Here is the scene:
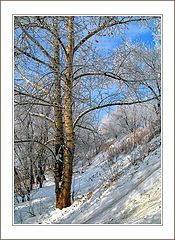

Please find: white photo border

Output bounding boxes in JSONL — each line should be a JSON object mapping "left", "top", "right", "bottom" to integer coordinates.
{"left": 1, "top": 1, "right": 174, "bottom": 239}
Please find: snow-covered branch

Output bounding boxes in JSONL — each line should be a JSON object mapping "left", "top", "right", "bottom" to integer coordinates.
{"left": 15, "top": 66, "right": 48, "bottom": 94}
{"left": 29, "top": 112, "right": 54, "bottom": 124}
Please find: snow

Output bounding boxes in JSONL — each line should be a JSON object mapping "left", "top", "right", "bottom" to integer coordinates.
{"left": 14, "top": 134, "right": 161, "bottom": 224}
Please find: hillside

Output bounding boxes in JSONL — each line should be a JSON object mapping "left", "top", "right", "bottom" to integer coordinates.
{"left": 14, "top": 132, "right": 161, "bottom": 225}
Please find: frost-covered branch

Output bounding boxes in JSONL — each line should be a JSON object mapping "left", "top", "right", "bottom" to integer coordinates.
{"left": 16, "top": 20, "right": 54, "bottom": 63}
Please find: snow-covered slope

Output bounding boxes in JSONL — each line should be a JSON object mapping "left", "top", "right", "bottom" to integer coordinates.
{"left": 14, "top": 134, "right": 161, "bottom": 224}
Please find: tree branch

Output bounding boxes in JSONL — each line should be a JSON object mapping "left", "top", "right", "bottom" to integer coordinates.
{"left": 73, "top": 96, "right": 160, "bottom": 127}
{"left": 14, "top": 46, "right": 53, "bottom": 70}
{"left": 14, "top": 101, "right": 53, "bottom": 107}
{"left": 75, "top": 124, "right": 98, "bottom": 133}
{"left": 16, "top": 21, "right": 54, "bottom": 63}
{"left": 74, "top": 17, "right": 156, "bottom": 52}
{"left": 14, "top": 89, "right": 52, "bottom": 104}
{"left": 29, "top": 112, "right": 54, "bottom": 124}
{"left": 45, "top": 138, "right": 55, "bottom": 144}
{"left": 14, "top": 139, "right": 56, "bottom": 158}
{"left": 44, "top": 20, "right": 67, "bottom": 55}
{"left": 74, "top": 71, "right": 138, "bottom": 83}
{"left": 15, "top": 66, "right": 48, "bottom": 94}
{"left": 142, "top": 81, "right": 160, "bottom": 100}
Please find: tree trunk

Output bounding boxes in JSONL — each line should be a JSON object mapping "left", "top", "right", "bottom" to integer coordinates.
{"left": 56, "top": 16, "right": 75, "bottom": 209}
{"left": 27, "top": 116, "right": 34, "bottom": 191}
{"left": 52, "top": 17, "right": 65, "bottom": 208}
{"left": 29, "top": 158, "right": 34, "bottom": 190}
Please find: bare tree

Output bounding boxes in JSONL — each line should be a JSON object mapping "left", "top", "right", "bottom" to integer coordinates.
{"left": 14, "top": 16, "right": 161, "bottom": 209}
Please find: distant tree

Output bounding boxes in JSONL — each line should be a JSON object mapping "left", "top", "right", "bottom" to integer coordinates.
{"left": 101, "top": 102, "right": 159, "bottom": 140}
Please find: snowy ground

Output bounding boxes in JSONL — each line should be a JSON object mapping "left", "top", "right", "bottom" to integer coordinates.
{"left": 14, "top": 134, "right": 161, "bottom": 224}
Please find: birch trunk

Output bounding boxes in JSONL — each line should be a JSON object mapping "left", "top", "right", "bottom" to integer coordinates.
{"left": 53, "top": 17, "right": 64, "bottom": 208}
{"left": 57, "top": 16, "right": 75, "bottom": 209}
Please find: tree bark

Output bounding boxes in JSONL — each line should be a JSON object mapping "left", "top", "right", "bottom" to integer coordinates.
{"left": 57, "top": 16, "right": 75, "bottom": 209}
{"left": 52, "top": 16, "right": 65, "bottom": 208}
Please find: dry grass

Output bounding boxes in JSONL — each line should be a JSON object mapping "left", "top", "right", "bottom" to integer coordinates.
{"left": 106, "top": 119, "right": 161, "bottom": 160}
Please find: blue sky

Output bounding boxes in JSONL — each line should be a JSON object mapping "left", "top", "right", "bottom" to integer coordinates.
{"left": 96, "top": 21, "right": 155, "bottom": 57}
{"left": 94, "top": 21, "right": 156, "bottom": 122}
